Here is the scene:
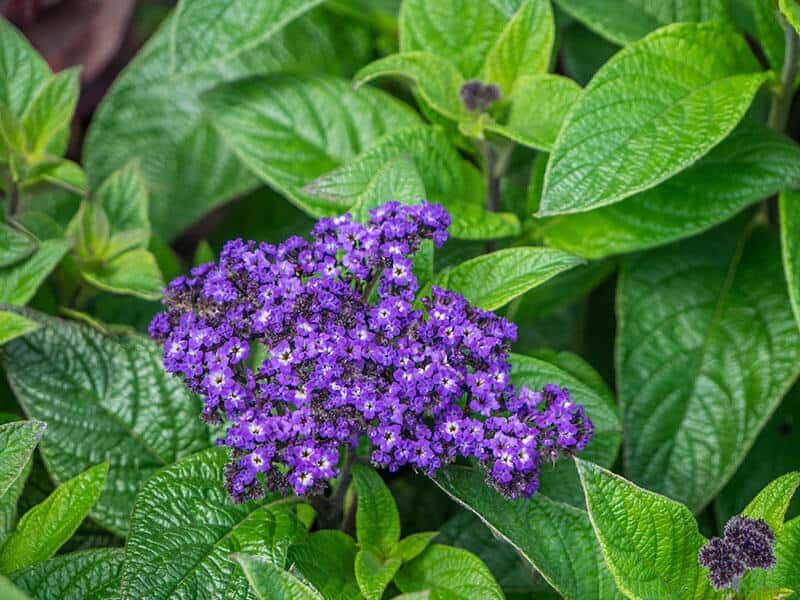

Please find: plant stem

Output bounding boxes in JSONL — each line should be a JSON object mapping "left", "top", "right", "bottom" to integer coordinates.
{"left": 768, "top": 15, "right": 799, "bottom": 132}
{"left": 485, "top": 145, "right": 500, "bottom": 213}
{"left": 313, "top": 447, "right": 354, "bottom": 530}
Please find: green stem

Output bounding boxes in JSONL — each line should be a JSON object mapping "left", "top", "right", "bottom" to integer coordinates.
{"left": 768, "top": 15, "right": 799, "bottom": 131}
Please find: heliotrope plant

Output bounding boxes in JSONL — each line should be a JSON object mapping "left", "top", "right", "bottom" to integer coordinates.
{"left": 149, "top": 201, "right": 593, "bottom": 502}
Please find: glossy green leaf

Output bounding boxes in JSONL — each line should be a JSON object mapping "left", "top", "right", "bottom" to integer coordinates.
{"left": 399, "top": 0, "right": 512, "bottom": 77}
{"left": 754, "top": 0, "right": 785, "bottom": 71}
{"left": 233, "top": 553, "right": 323, "bottom": 600}
{"left": 203, "top": 74, "right": 420, "bottom": 218}
{"left": 781, "top": 191, "right": 800, "bottom": 332}
{"left": 289, "top": 530, "right": 362, "bottom": 600}
{"left": 437, "top": 247, "right": 583, "bottom": 310}
{"left": 0, "top": 311, "right": 38, "bottom": 346}
{"left": 619, "top": 220, "right": 800, "bottom": 512}
{"left": 396, "top": 544, "right": 504, "bottom": 599}
{"left": 393, "top": 532, "right": 439, "bottom": 562}
{"left": 20, "top": 67, "right": 80, "bottom": 156}
{"left": 0, "top": 574, "right": 29, "bottom": 600}
{"left": 434, "top": 465, "right": 620, "bottom": 599}
{"left": 717, "top": 384, "right": 800, "bottom": 528}
{"left": 122, "top": 447, "right": 304, "bottom": 600}
{"left": 352, "top": 464, "right": 401, "bottom": 556}
{"left": 742, "top": 472, "right": 800, "bottom": 536}
{"left": 356, "top": 549, "right": 401, "bottom": 600}
{"left": 741, "top": 515, "right": 800, "bottom": 594}
{"left": 745, "top": 588, "right": 795, "bottom": 600}
{"left": 354, "top": 52, "right": 465, "bottom": 121}
{"left": 0, "top": 20, "right": 51, "bottom": 122}
{"left": 92, "top": 163, "right": 150, "bottom": 258}
{"left": 483, "top": 0, "right": 555, "bottom": 95}
{"left": 10, "top": 548, "right": 123, "bottom": 600}
{"left": 303, "top": 126, "right": 514, "bottom": 240}
{"left": 81, "top": 249, "right": 165, "bottom": 300}
{"left": 0, "top": 224, "right": 35, "bottom": 268}
{"left": 83, "top": 2, "right": 378, "bottom": 240}
{"left": 540, "top": 124, "right": 800, "bottom": 258}
{"left": 540, "top": 23, "right": 765, "bottom": 216}
{"left": 553, "top": 0, "right": 732, "bottom": 44}
{"left": 0, "top": 240, "right": 70, "bottom": 305}
{"left": 487, "top": 74, "right": 581, "bottom": 151}
{"left": 0, "top": 462, "right": 108, "bottom": 573}
{"left": 347, "top": 156, "right": 426, "bottom": 224}
{"left": 0, "top": 420, "right": 45, "bottom": 542}
{"left": 1, "top": 310, "right": 213, "bottom": 534}
{"left": 576, "top": 459, "right": 719, "bottom": 599}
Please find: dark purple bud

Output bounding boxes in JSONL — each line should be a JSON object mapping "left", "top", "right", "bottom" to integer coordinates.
{"left": 698, "top": 538, "right": 746, "bottom": 591}
{"left": 724, "top": 516, "right": 776, "bottom": 570}
{"left": 460, "top": 80, "right": 501, "bottom": 112}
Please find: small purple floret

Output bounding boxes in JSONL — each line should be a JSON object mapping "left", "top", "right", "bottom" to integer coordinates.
{"left": 699, "top": 516, "right": 776, "bottom": 591}
{"left": 149, "top": 201, "right": 593, "bottom": 502}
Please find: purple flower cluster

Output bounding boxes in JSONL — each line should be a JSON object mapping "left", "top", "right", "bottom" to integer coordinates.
{"left": 149, "top": 201, "right": 593, "bottom": 502}
{"left": 698, "top": 516, "right": 776, "bottom": 590}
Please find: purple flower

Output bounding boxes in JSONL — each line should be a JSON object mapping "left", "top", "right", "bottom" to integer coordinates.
{"left": 149, "top": 201, "right": 594, "bottom": 502}
{"left": 698, "top": 516, "right": 776, "bottom": 591}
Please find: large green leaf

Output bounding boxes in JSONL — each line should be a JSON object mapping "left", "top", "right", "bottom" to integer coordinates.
{"left": 354, "top": 550, "right": 400, "bottom": 600}
{"left": 436, "top": 247, "right": 583, "bottom": 310}
{"left": 0, "top": 574, "right": 28, "bottom": 600}
{"left": 0, "top": 240, "right": 70, "bottom": 305}
{"left": 232, "top": 553, "right": 323, "bottom": 600}
{"left": 203, "top": 74, "right": 420, "bottom": 218}
{"left": 10, "top": 548, "right": 123, "bottom": 600}
{"left": 20, "top": 67, "right": 80, "bottom": 157}
{"left": 122, "top": 447, "right": 305, "bottom": 600}
{"left": 88, "top": 163, "right": 150, "bottom": 258}
{"left": 553, "top": 0, "right": 731, "bottom": 45}
{"left": 482, "top": 0, "right": 555, "bottom": 95}
{"left": 716, "top": 384, "right": 800, "bottom": 529}
{"left": 289, "top": 531, "right": 363, "bottom": 600}
{"left": 0, "top": 462, "right": 108, "bottom": 573}
{"left": 399, "top": 0, "right": 514, "bottom": 78}
{"left": 0, "top": 420, "right": 45, "bottom": 542}
{"left": 352, "top": 465, "right": 401, "bottom": 556}
{"left": 0, "top": 19, "right": 50, "bottom": 122}
{"left": 0, "top": 224, "right": 36, "bottom": 268}
{"left": 1, "top": 310, "right": 213, "bottom": 534}
{"left": 0, "top": 311, "right": 38, "bottom": 346}
{"left": 539, "top": 23, "right": 765, "bottom": 216}
{"left": 394, "top": 544, "right": 504, "bottom": 600}
{"left": 433, "top": 466, "right": 621, "bottom": 599}
{"left": 82, "top": 2, "right": 374, "bottom": 240}
{"left": 781, "top": 191, "right": 800, "bottom": 333}
{"left": 303, "top": 126, "right": 515, "bottom": 240}
{"left": 576, "top": 459, "right": 719, "bottom": 599}
{"left": 487, "top": 74, "right": 581, "bottom": 151}
{"left": 741, "top": 472, "right": 800, "bottom": 536}
{"left": 618, "top": 220, "right": 800, "bottom": 512}
{"left": 540, "top": 124, "right": 800, "bottom": 258}
{"left": 80, "top": 249, "right": 165, "bottom": 301}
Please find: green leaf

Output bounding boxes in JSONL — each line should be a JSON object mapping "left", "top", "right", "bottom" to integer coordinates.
{"left": 20, "top": 67, "right": 80, "bottom": 156}
{"left": 754, "top": 0, "right": 785, "bottom": 72}
{"left": 433, "top": 465, "right": 620, "bottom": 599}
{"left": 1, "top": 310, "right": 213, "bottom": 534}
{"left": 0, "top": 462, "right": 108, "bottom": 573}
{"left": 354, "top": 52, "right": 465, "bottom": 121}
{"left": 394, "top": 544, "right": 504, "bottom": 600}
{"left": 232, "top": 553, "right": 323, "bottom": 600}
{"left": 0, "top": 224, "right": 36, "bottom": 268}
{"left": 288, "top": 530, "right": 363, "bottom": 600}
{"left": 746, "top": 588, "right": 795, "bottom": 600}
{"left": 347, "top": 156, "right": 426, "bottom": 224}
{"left": 303, "top": 126, "right": 514, "bottom": 240}
{"left": 122, "top": 447, "right": 305, "bottom": 600}
{"left": 717, "top": 384, "right": 800, "bottom": 529}
{"left": 436, "top": 247, "right": 583, "bottom": 310}
{"left": 399, "top": 0, "right": 512, "bottom": 77}
{"left": 393, "top": 532, "right": 439, "bottom": 562}
{"left": 81, "top": 249, "right": 165, "bottom": 300}
{"left": 781, "top": 0, "right": 800, "bottom": 34}
{"left": 741, "top": 516, "right": 800, "bottom": 594}
{"left": 540, "top": 124, "right": 800, "bottom": 258}
{"left": 203, "top": 74, "right": 420, "bottom": 218}
{"left": 10, "top": 548, "right": 123, "bottom": 600}
{"left": 83, "top": 2, "right": 378, "bottom": 240}
{"left": 539, "top": 23, "right": 766, "bottom": 217}
{"left": 352, "top": 464, "right": 401, "bottom": 556}
{"left": 0, "top": 20, "right": 51, "bottom": 121}
{"left": 0, "top": 420, "right": 45, "bottom": 542}
{"left": 561, "top": 22, "right": 620, "bottom": 86}
{"left": 92, "top": 163, "right": 151, "bottom": 258}
{"left": 575, "top": 459, "right": 718, "bottom": 600}
{"left": 0, "top": 574, "right": 29, "bottom": 600}
{"left": 356, "top": 549, "right": 400, "bottom": 600}
{"left": 487, "top": 74, "right": 581, "bottom": 151}
{"left": 742, "top": 472, "right": 800, "bottom": 536}
{"left": 553, "top": 0, "right": 732, "bottom": 45}
{"left": 482, "top": 0, "right": 555, "bottom": 95}
{"left": 619, "top": 220, "right": 800, "bottom": 512}
{"left": 0, "top": 240, "right": 70, "bottom": 305}
{"left": 193, "top": 240, "right": 215, "bottom": 267}
{"left": 36, "top": 159, "right": 88, "bottom": 196}
{"left": 781, "top": 191, "right": 800, "bottom": 333}
{"left": 0, "top": 311, "right": 38, "bottom": 346}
